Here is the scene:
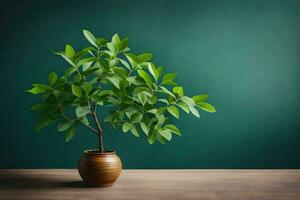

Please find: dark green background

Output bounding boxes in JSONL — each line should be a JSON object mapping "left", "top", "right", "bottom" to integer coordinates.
{"left": 1, "top": 0, "right": 299, "bottom": 169}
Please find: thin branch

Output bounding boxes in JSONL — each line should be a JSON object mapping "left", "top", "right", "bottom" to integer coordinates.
{"left": 79, "top": 121, "right": 98, "bottom": 134}
{"left": 60, "top": 107, "right": 98, "bottom": 134}
{"left": 91, "top": 106, "right": 104, "bottom": 153}
{"left": 91, "top": 103, "right": 103, "bottom": 132}
{"left": 92, "top": 111, "right": 103, "bottom": 133}
{"left": 92, "top": 102, "right": 97, "bottom": 113}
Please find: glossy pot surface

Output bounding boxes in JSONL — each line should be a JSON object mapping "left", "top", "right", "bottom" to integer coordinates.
{"left": 78, "top": 150, "right": 122, "bottom": 187}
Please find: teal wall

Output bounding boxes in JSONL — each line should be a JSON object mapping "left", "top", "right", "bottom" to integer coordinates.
{"left": 1, "top": 0, "right": 300, "bottom": 169}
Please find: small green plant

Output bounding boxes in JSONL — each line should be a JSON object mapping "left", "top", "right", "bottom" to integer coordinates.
{"left": 27, "top": 30, "right": 216, "bottom": 153}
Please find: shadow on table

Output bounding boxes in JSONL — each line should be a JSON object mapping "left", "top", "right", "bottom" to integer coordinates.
{"left": 0, "top": 171, "right": 86, "bottom": 189}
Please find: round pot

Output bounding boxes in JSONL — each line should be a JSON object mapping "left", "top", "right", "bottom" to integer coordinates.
{"left": 78, "top": 150, "right": 122, "bottom": 187}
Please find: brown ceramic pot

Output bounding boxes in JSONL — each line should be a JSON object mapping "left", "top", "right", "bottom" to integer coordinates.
{"left": 78, "top": 150, "right": 122, "bottom": 187}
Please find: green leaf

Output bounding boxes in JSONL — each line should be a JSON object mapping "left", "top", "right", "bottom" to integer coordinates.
{"left": 81, "top": 82, "right": 92, "bottom": 95}
{"left": 137, "top": 92, "right": 148, "bottom": 105}
{"left": 103, "top": 50, "right": 114, "bottom": 57}
{"left": 119, "top": 58, "right": 131, "bottom": 70}
{"left": 54, "top": 51, "right": 76, "bottom": 66}
{"left": 157, "top": 66, "right": 164, "bottom": 78}
{"left": 157, "top": 134, "right": 167, "bottom": 144}
{"left": 161, "top": 80, "right": 177, "bottom": 85}
{"left": 74, "top": 47, "right": 94, "bottom": 61}
{"left": 48, "top": 72, "right": 58, "bottom": 85}
{"left": 148, "top": 95, "right": 157, "bottom": 104}
{"left": 72, "top": 73, "right": 81, "bottom": 83}
{"left": 147, "top": 109, "right": 157, "bottom": 114}
{"left": 64, "top": 66, "right": 77, "bottom": 77}
{"left": 30, "top": 103, "right": 52, "bottom": 111}
{"left": 177, "top": 102, "right": 190, "bottom": 113}
{"left": 65, "top": 127, "right": 76, "bottom": 142}
{"left": 107, "top": 42, "right": 117, "bottom": 55}
{"left": 125, "top": 109, "right": 137, "bottom": 119}
{"left": 181, "top": 96, "right": 195, "bottom": 107}
{"left": 192, "top": 94, "right": 209, "bottom": 103}
{"left": 77, "top": 57, "right": 95, "bottom": 67}
{"left": 83, "top": 29, "right": 98, "bottom": 48}
{"left": 158, "top": 129, "right": 172, "bottom": 141}
{"left": 158, "top": 98, "right": 169, "bottom": 105}
{"left": 76, "top": 106, "right": 91, "bottom": 117}
{"left": 131, "top": 113, "right": 143, "bottom": 123}
{"left": 137, "top": 53, "right": 152, "bottom": 63}
{"left": 108, "top": 57, "right": 118, "bottom": 66}
{"left": 27, "top": 84, "right": 50, "bottom": 95}
{"left": 26, "top": 86, "right": 45, "bottom": 95}
{"left": 159, "top": 86, "right": 176, "bottom": 98}
{"left": 53, "top": 90, "right": 61, "bottom": 98}
{"left": 35, "top": 119, "right": 54, "bottom": 132}
{"left": 57, "top": 120, "right": 74, "bottom": 132}
{"left": 162, "top": 72, "right": 176, "bottom": 83}
{"left": 106, "top": 96, "right": 119, "bottom": 104}
{"left": 196, "top": 102, "right": 216, "bottom": 113}
{"left": 82, "top": 66, "right": 99, "bottom": 76}
{"left": 124, "top": 106, "right": 139, "bottom": 113}
{"left": 133, "top": 86, "right": 149, "bottom": 96}
{"left": 32, "top": 83, "right": 50, "bottom": 90}
{"left": 130, "top": 125, "right": 140, "bottom": 137}
{"left": 137, "top": 70, "right": 153, "bottom": 88}
{"left": 173, "top": 86, "right": 184, "bottom": 97}
{"left": 147, "top": 131, "right": 156, "bottom": 144}
{"left": 148, "top": 63, "right": 158, "bottom": 81}
{"left": 140, "top": 122, "right": 149, "bottom": 135}
{"left": 80, "top": 117, "right": 89, "bottom": 126}
{"left": 156, "top": 107, "right": 166, "bottom": 116}
{"left": 127, "top": 76, "right": 143, "bottom": 86}
{"left": 112, "top": 33, "right": 120, "bottom": 45}
{"left": 113, "top": 67, "right": 129, "bottom": 78}
{"left": 122, "top": 122, "right": 132, "bottom": 133}
{"left": 118, "top": 38, "right": 129, "bottom": 51}
{"left": 35, "top": 112, "right": 56, "bottom": 132}
{"left": 124, "top": 53, "right": 138, "bottom": 67}
{"left": 97, "top": 37, "right": 107, "bottom": 46}
{"left": 106, "top": 76, "right": 120, "bottom": 89}
{"left": 167, "top": 105, "right": 179, "bottom": 119}
{"left": 82, "top": 61, "right": 93, "bottom": 71}
{"left": 98, "top": 90, "right": 114, "bottom": 97}
{"left": 189, "top": 106, "right": 200, "bottom": 118}
{"left": 165, "top": 124, "right": 181, "bottom": 136}
{"left": 65, "top": 44, "right": 75, "bottom": 58}
{"left": 71, "top": 84, "right": 81, "bottom": 97}
{"left": 95, "top": 100, "right": 103, "bottom": 106}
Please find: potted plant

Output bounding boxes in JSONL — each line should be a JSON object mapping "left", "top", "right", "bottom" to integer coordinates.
{"left": 27, "top": 30, "right": 216, "bottom": 187}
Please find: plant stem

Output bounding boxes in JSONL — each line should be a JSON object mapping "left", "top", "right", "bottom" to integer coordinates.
{"left": 60, "top": 107, "right": 98, "bottom": 134}
{"left": 79, "top": 121, "right": 98, "bottom": 134}
{"left": 92, "top": 109, "right": 104, "bottom": 153}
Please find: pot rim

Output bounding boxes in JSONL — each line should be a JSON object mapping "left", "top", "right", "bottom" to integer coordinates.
{"left": 84, "top": 149, "right": 116, "bottom": 155}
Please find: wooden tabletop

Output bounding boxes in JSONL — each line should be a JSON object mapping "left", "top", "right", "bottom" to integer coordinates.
{"left": 0, "top": 170, "right": 299, "bottom": 200}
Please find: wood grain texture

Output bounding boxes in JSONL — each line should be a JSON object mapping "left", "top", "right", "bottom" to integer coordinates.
{"left": 0, "top": 170, "right": 299, "bottom": 200}
{"left": 78, "top": 150, "right": 122, "bottom": 187}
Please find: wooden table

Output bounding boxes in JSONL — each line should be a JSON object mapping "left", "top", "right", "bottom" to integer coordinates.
{"left": 0, "top": 170, "right": 299, "bottom": 200}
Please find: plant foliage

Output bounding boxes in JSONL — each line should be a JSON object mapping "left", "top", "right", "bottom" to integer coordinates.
{"left": 27, "top": 30, "right": 216, "bottom": 145}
